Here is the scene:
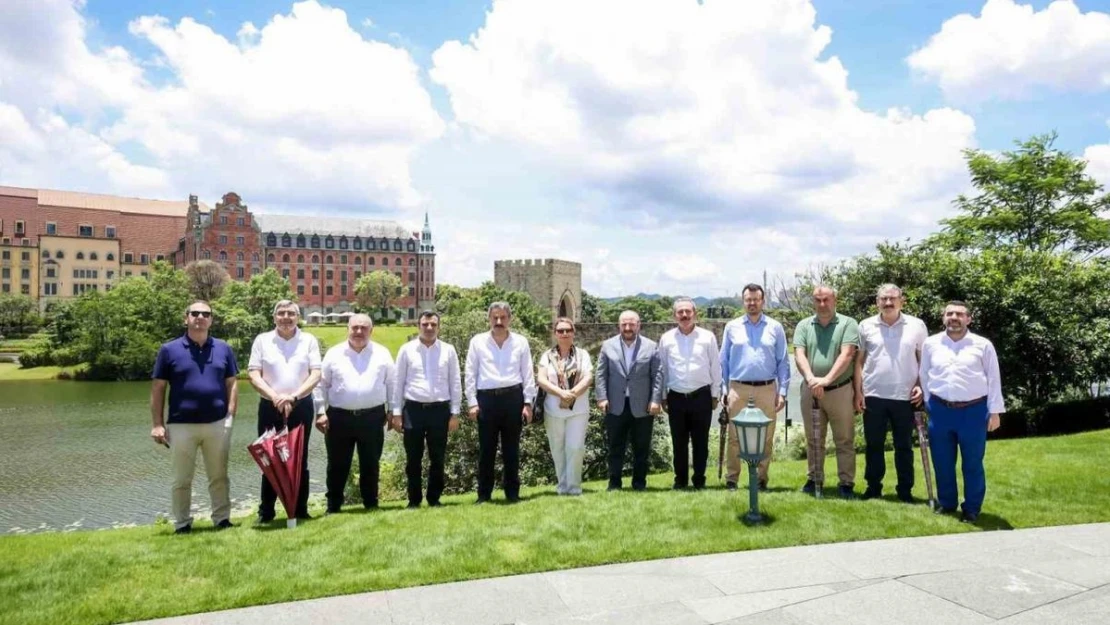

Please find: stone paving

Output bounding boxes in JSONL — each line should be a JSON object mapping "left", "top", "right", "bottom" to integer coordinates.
{"left": 131, "top": 522, "right": 1110, "bottom": 625}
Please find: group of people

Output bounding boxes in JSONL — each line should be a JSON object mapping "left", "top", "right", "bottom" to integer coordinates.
{"left": 149, "top": 282, "right": 1004, "bottom": 533}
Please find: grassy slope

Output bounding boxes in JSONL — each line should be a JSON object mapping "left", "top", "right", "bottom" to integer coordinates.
{"left": 2, "top": 430, "right": 1109, "bottom": 625}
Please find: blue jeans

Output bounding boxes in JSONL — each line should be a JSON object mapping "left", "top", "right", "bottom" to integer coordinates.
{"left": 928, "top": 397, "right": 989, "bottom": 515}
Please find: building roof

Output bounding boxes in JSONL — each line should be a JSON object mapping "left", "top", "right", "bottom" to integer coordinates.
{"left": 0, "top": 185, "right": 208, "bottom": 217}
{"left": 253, "top": 214, "right": 416, "bottom": 239}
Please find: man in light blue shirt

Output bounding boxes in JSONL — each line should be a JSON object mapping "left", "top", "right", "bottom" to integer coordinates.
{"left": 719, "top": 283, "right": 789, "bottom": 491}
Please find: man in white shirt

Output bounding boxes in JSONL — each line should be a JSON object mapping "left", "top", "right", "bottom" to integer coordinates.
{"left": 248, "top": 300, "right": 322, "bottom": 523}
{"left": 854, "top": 284, "right": 929, "bottom": 502}
{"left": 920, "top": 300, "right": 1005, "bottom": 524}
{"left": 658, "top": 297, "right": 722, "bottom": 490}
{"left": 392, "top": 311, "right": 462, "bottom": 508}
{"left": 465, "top": 302, "right": 537, "bottom": 503}
{"left": 313, "top": 313, "right": 395, "bottom": 513}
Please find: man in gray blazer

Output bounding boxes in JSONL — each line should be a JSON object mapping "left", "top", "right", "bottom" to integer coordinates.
{"left": 595, "top": 310, "right": 664, "bottom": 491}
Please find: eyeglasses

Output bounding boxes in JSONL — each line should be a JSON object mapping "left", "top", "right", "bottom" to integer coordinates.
{"left": 188, "top": 311, "right": 212, "bottom": 318}
{"left": 555, "top": 328, "right": 574, "bottom": 335}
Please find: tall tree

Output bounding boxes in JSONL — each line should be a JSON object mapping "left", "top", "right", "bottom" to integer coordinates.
{"left": 354, "top": 270, "right": 403, "bottom": 320}
{"left": 579, "top": 290, "right": 605, "bottom": 323}
{"left": 0, "top": 293, "right": 38, "bottom": 336}
{"left": 184, "top": 260, "right": 231, "bottom": 302}
{"left": 213, "top": 268, "right": 295, "bottom": 355}
{"left": 930, "top": 133, "right": 1110, "bottom": 256}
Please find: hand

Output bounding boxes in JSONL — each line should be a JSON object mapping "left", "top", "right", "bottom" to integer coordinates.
{"left": 775, "top": 394, "right": 785, "bottom": 412}
{"left": 467, "top": 406, "right": 479, "bottom": 421}
{"left": 648, "top": 402, "right": 662, "bottom": 416}
{"left": 854, "top": 392, "right": 865, "bottom": 414}
{"left": 910, "top": 386, "right": 923, "bottom": 407}
{"left": 807, "top": 376, "right": 825, "bottom": 391}
{"left": 559, "top": 389, "right": 576, "bottom": 403}
{"left": 598, "top": 400, "right": 609, "bottom": 413}
{"left": 522, "top": 404, "right": 533, "bottom": 425}
{"left": 390, "top": 415, "right": 403, "bottom": 432}
{"left": 314, "top": 413, "right": 329, "bottom": 434}
{"left": 660, "top": 401, "right": 668, "bottom": 413}
{"left": 811, "top": 385, "right": 825, "bottom": 401}
{"left": 151, "top": 425, "right": 169, "bottom": 447}
{"left": 448, "top": 416, "right": 460, "bottom": 433}
{"left": 987, "top": 413, "right": 1000, "bottom": 432}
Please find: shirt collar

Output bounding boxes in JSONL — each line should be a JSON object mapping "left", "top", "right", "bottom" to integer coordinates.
{"left": 180, "top": 333, "right": 212, "bottom": 349}
{"left": 878, "top": 313, "right": 906, "bottom": 328}
{"left": 417, "top": 339, "right": 440, "bottom": 351}
{"left": 273, "top": 327, "right": 301, "bottom": 344}
{"left": 742, "top": 314, "right": 765, "bottom": 326}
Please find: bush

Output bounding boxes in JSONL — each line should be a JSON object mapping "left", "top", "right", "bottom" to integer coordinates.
{"left": 992, "top": 396, "right": 1110, "bottom": 439}
{"left": 17, "top": 343, "right": 55, "bottom": 368}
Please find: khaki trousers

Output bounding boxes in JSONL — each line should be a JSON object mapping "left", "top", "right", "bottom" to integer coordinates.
{"left": 726, "top": 382, "right": 778, "bottom": 484}
{"left": 168, "top": 417, "right": 232, "bottom": 529}
{"left": 799, "top": 383, "right": 857, "bottom": 486}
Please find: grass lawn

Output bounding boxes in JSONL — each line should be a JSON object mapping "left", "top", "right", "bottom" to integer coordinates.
{"left": 2, "top": 430, "right": 1109, "bottom": 625}
{"left": 0, "top": 362, "right": 86, "bottom": 382}
{"left": 303, "top": 324, "right": 414, "bottom": 357}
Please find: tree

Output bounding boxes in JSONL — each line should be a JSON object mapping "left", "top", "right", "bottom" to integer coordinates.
{"left": 213, "top": 268, "right": 295, "bottom": 357}
{"left": 603, "top": 296, "right": 666, "bottom": 323}
{"left": 579, "top": 290, "right": 605, "bottom": 323}
{"left": 354, "top": 270, "right": 403, "bottom": 320}
{"left": 184, "top": 260, "right": 231, "bottom": 302}
{"left": 0, "top": 293, "right": 38, "bottom": 336}
{"left": 930, "top": 133, "right": 1110, "bottom": 257}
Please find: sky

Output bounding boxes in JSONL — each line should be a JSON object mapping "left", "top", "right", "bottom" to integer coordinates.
{"left": 1, "top": 0, "right": 1108, "bottom": 298}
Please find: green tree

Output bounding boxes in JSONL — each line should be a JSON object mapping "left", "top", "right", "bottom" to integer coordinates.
{"left": 930, "top": 133, "right": 1110, "bottom": 256}
{"left": 0, "top": 293, "right": 39, "bottom": 336}
{"left": 213, "top": 268, "right": 295, "bottom": 357}
{"left": 579, "top": 290, "right": 605, "bottom": 323}
{"left": 603, "top": 296, "right": 665, "bottom": 323}
{"left": 354, "top": 270, "right": 403, "bottom": 320}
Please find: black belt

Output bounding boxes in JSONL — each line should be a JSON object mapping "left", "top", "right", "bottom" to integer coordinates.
{"left": 329, "top": 405, "right": 386, "bottom": 417}
{"left": 934, "top": 395, "right": 986, "bottom": 409}
{"left": 477, "top": 384, "right": 523, "bottom": 397}
{"left": 668, "top": 385, "right": 710, "bottom": 398}
{"left": 405, "top": 399, "right": 450, "bottom": 409}
{"left": 824, "top": 378, "right": 854, "bottom": 392}
{"left": 733, "top": 379, "right": 775, "bottom": 387}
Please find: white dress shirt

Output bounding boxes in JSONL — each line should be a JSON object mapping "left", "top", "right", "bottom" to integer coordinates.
{"left": 920, "top": 331, "right": 1006, "bottom": 414}
{"left": 858, "top": 313, "right": 928, "bottom": 400}
{"left": 393, "top": 338, "right": 462, "bottom": 416}
{"left": 314, "top": 340, "right": 395, "bottom": 413}
{"left": 247, "top": 328, "right": 321, "bottom": 395}
{"left": 464, "top": 331, "right": 537, "bottom": 405}
{"left": 621, "top": 339, "right": 638, "bottom": 396}
{"left": 658, "top": 326, "right": 722, "bottom": 398}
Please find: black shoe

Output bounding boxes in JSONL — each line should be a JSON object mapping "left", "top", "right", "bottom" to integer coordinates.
{"left": 861, "top": 487, "right": 882, "bottom": 500}
{"left": 801, "top": 480, "right": 816, "bottom": 495}
{"left": 215, "top": 519, "right": 236, "bottom": 530}
{"left": 631, "top": 485, "right": 646, "bottom": 492}
{"left": 726, "top": 481, "right": 738, "bottom": 491}
{"left": 364, "top": 502, "right": 379, "bottom": 511}
{"left": 692, "top": 483, "right": 706, "bottom": 491}
{"left": 758, "top": 479, "right": 769, "bottom": 492}
{"left": 174, "top": 524, "right": 192, "bottom": 535}
{"left": 505, "top": 495, "right": 521, "bottom": 503}
{"left": 295, "top": 512, "right": 313, "bottom": 521}
{"left": 672, "top": 484, "right": 688, "bottom": 491}
{"left": 838, "top": 485, "right": 856, "bottom": 500}
{"left": 960, "top": 511, "right": 980, "bottom": 524}
{"left": 428, "top": 501, "right": 443, "bottom": 508}
{"left": 934, "top": 506, "right": 957, "bottom": 515}
{"left": 325, "top": 508, "right": 341, "bottom": 516}
{"left": 475, "top": 496, "right": 491, "bottom": 504}
{"left": 256, "top": 514, "right": 275, "bottom": 524}
{"left": 607, "top": 485, "right": 621, "bottom": 492}
{"left": 897, "top": 492, "right": 915, "bottom": 504}
{"left": 406, "top": 502, "right": 420, "bottom": 509}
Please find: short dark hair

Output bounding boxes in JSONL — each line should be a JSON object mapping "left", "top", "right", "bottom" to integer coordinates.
{"left": 946, "top": 300, "right": 970, "bottom": 311}
{"left": 741, "top": 283, "right": 764, "bottom": 299}
{"left": 418, "top": 310, "right": 440, "bottom": 322}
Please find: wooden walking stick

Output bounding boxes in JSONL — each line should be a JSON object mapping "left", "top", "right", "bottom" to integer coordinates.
{"left": 914, "top": 409, "right": 937, "bottom": 510}
{"left": 717, "top": 399, "right": 728, "bottom": 482}
{"left": 811, "top": 396, "right": 825, "bottom": 499}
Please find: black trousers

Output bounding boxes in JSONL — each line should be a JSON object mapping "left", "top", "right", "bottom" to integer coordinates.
{"left": 325, "top": 405, "right": 386, "bottom": 511}
{"left": 863, "top": 396, "right": 916, "bottom": 495}
{"left": 257, "top": 397, "right": 313, "bottom": 518}
{"left": 606, "top": 399, "right": 654, "bottom": 490}
{"left": 667, "top": 386, "right": 713, "bottom": 488}
{"left": 403, "top": 400, "right": 451, "bottom": 505}
{"left": 476, "top": 385, "right": 525, "bottom": 500}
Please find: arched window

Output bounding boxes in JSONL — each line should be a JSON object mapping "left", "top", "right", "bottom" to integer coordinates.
{"left": 368, "top": 239, "right": 376, "bottom": 250}
{"left": 281, "top": 234, "right": 291, "bottom": 247}
{"left": 56, "top": 250, "right": 64, "bottom": 259}
{"left": 381, "top": 257, "right": 388, "bottom": 266}
{"left": 409, "top": 258, "right": 416, "bottom": 266}
{"left": 252, "top": 253, "right": 260, "bottom": 262}
{"left": 297, "top": 254, "right": 305, "bottom": 263}
{"left": 379, "top": 238, "right": 389, "bottom": 250}
{"left": 353, "top": 237, "right": 362, "bottom": 250}
{"left": 42, "top": 250, "right": 50, "bottom": 258}
{"left": 310, "top": 235, "right": 321, "bottom": 248}
{"left": 394, "top": 257, "right": 402, "bottom": 266}
{"left": 354, "top": 256, "right": 362, "bottom": 265}
{"left": 218, "top": 251, "right": 227, "bottom": 261}
{"left": 296, "top": 234, "right": 306, "bottom": 248}
{"left": 236, "top": 252, "right": 244, "bottom": 261}
{"left": 282, "top": 254, "right": 290, "bottom": 263}
{"left": 325, "top": 255, "right": 333, "bottom": 265}
{"left": 368, "top": 257, "right": 375, "bottom": 266}
{"left": 312, "top": 255, "right": 319, "bottom": 263}
{"left": 76, "top": 252, "right": 85, "bottom": 260}
{"left": 407, "top": 240, "right": 416, "bottom": 251}
{"left": 325, "top": 236, "right": 334, "bottom": 249}
{"left": 339, "top": 237, "right": 348, "bottom": 249}
{"left": 268, "top": 253, "right": 276, "bottom": 263}
{"left": 106, "top": 253, "right": 114, "bottom": 261}
{"left": 393, "top": 239, "right": 402, "bottom": 251}
{"left": 90, "top": 252, "right": 98, "bottom": 261}
{"left": 267, "top": 234, "right": 277, "bottom": 247}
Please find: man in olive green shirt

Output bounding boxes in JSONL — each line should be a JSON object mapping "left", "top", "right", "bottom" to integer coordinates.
{"left": 793, "top": 285, "right": 860, "bottom": 499}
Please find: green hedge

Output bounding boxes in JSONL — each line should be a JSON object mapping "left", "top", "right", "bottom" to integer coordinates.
{"left": 992, "top": 397, "right": 1110, "bottom": 439}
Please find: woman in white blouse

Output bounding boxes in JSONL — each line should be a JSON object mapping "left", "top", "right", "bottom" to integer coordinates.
{"left": 535, "top": 317, "right": 593, "bottom": 495}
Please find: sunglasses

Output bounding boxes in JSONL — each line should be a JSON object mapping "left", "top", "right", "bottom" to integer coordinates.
{"left": 188, "top": 311, "right": 212, "bottom": 318}
{"left": 555, "top": 328, "right": 574, "bottom": 335}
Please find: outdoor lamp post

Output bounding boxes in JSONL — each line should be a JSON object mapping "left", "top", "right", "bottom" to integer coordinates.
{"left": 731, "top": 396, "right": 772, "bottom": 524}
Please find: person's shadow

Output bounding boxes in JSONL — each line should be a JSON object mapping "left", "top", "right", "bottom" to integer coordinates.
{"left": 971, "top": 512, "right": 1014, "bottom": 531}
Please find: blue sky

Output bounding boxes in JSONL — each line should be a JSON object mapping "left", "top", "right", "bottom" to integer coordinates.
{"left": 2, "top": 0, "right": 1108, "bottom": 296}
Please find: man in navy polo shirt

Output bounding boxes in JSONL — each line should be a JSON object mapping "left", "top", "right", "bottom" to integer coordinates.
{"left": 151, "top": 300, "right": 240, "bottom": 534}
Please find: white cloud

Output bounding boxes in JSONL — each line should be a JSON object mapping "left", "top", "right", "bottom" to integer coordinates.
{"left": 908, "top": 0, "right": 1110, "bottom": 102}
{"left": 1086, "top": 143, "right": 1110, "bottom": 191}
{"left": 427, "top": 0, "right": 977, "bottom": 293}
{"left": 0, "top": 0, "right": 443, "bottom": 211}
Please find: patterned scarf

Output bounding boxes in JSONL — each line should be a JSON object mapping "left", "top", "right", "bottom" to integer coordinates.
{"left": 548, "top": 345, "right": 579, "bottom": 391}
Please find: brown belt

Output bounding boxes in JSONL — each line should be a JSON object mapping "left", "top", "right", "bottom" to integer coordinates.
{"left": 823, "top": 378, "right": 853, "bottom": 392}
{"left": 733, "top": 379, "right": 775, "bottom": 387}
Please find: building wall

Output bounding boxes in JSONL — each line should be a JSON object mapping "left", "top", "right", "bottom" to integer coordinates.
{"left": 494, "top": 258, "right": 583, "bottom": 321}
{"left": 193, "top": 193, "right": 263, "bottom": 281}
{"left": 261, "top": 247, "right": 421, "bottom": 316}
{"left": 38, "top": 235, "right": 120, "bottom": 309}
{"left": 0, "top": 242, "right": 38, "bottom": 298}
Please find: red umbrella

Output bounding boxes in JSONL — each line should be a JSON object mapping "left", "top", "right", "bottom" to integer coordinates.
{"left": 280, "top": 425, "right": 305, "bottom": 527}
{"left": 810, "top": 397, "right": 825, "bottom": 499}
{"left": 248, "top": 426, "right": 304, "bottom": 528}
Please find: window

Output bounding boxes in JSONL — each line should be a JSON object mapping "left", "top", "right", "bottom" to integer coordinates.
{"left": 123, "top": 252, "right": 132, "bottom": 263}
{"left": 354, "top": 257, "right": 362, "bottom": 265}
{"left": 309, "top": 235, "right": 320, "bottom": 248}
{"left": 297, "top": 254, "right": 305, "bottom": 263}
{"left": 407, "top": 241, "right": 416, "bottom": 251}
{"left": 339, "top": 237, "right": 348, "bottom": 250}
{"left": 368, "top": 257, "right": 375, "bottom": 266}
{"left": 297, "top": 269, "right": 305, "bottom": 279}
{"left": 72, "top": 269, "right": 79, "bottom": 279}
{"left": 79, "top": 225, "right": 93, "bottom": 237}
{"left": 297, "top": 285, "right": 305, "bottom": 296}
{"left": 141, "top": 271, "right": 148, "bottom": 278}
{"left": 21, "top": 251, "right": 30, "bottom": 261}
{"left": 409, "top": 258, "right": 416, "bottom": 266}
{"left": 42, "top": 250, "right": 50, "bottom": 259}
{"left": 408, "top": 308, "right": 415, "bottom": 320}
{"left": 218, "top": 235, "right": 228, "bottom": 245}
{"left": 252, "top": 267, "right": 260, "bottom": 275}
{"left": 268, "top": 253, "right": 276, "bottom": 263}
{"left": 202, "top": 250, "right": 210, "bottom": 260}
{"left": 106, "top": 271, "right": 114, "bottom": 280}
{"left": 237, "top": 217, "right": 245, "bottom": 226}
{"left": 325, "top": 255, "right": 333, "bottom": 265}
{"left": 267, "top": 234, "right": 277, "bottom": 247}
{"left": 281, "top": 234, "right": 291, "bottom": 247}
{"left": 379, "top": 238, "right": 388, "bottom": 250}
{"left": 236, "top": 252, "right": 244, "bottom": 261}
{"left": 312, "top": 255, "right": 319, "bottom": 264}
{"left": 105, "top": 226, "right": 116, "bottom": 239}
{"left": 381, "top": 257, "right": 388, "bottom": 266}
{"left": 393, "top": 240, "right": 402, "bottom": 251}
{"left": 326, "top": 285, "right": 333, "bottom": 296}
{"left": 325, "top": 270, "right": 333, "bottom": 280}
{"left": 281, "top": 253, "right": 290, "bottom": 263}
{"left": 340, "top": 270, "right": 347, "bottom": 283}
{"left": 236, "top": 236, "right": 244, "bottom": 246}
{"left": 312, "top": 285, "right": 319, "bottom": 295}
{"left": 125, "top": 271, "right": 132, "bottom": 277}
{"left": 1, "top": 284, "right": 7, "bottom": 293}
{"left": 408, "top": 271, "right": 415, "bottom": 282}
{"left": 312, "top": 269, "right": 319, "bottom": 279}
{"left": 252, "top": 253, "right": 259, "bottom": 262}
{"left": 408, "top": 286, "right": 414, "bottom": 297}
{"left": 394, "top": 258, "right": 402, "bottom": 266}
{"left": 341, "top": 285, "right": 347, "bottom": 297}
{"left": 76, "top": 252, "right": 85, "bottom": 260}
{"left": 15, "top": 220, "right": 25, "bottom": 235}
{"left": 20, "top": 284, "right": 29, "bottom": 295}
{"left": 56, "top": 250, "right": 64, "bottom": 259}
{"left": 1, "top": 268, "right": 8, "bottom": 278}
{"left": 218, "top": 251, "right": 227, "bottom": 261}
{"left": 354, "top": 271, "right": 361, "bottom": 281}
{"left": 140, "top": 254, "right": 149, "bottom": 264}
{"left": 46, "top": 222, "right": 57, "bottom": 235}
{"left": 89, "top": 252, "right": 98, "bottom": 261}
{"left": 237, "top": 267, "right": 245, "bottom": 278}
{"left": 156, "top": 255, "right": 165, "bottom": 262}
{"left": 296, "top": 235, "right": 306, "bottom": 248}
{"left": 353, "top": 237, "right": 362, "bottom": 250}
{"left": 368, "top": 239, "right": 376, "bottom": 250}
{"left": 325, "top": 236, "right": 334, "bottom": 249}
{"left": 45, "top": 268, "right": 55, "bottom": 278}
{"left": 106, "top": 253, "right": 114, "bottom": 261}
{"left": 90, "top": 269, "right": 98, "bottom": 279}
{"left": 220, "top": 216, "right": 228, "bottom": 225}
{"left": 340, "top": 254, "right": 347, "bottom": 264}
{"left": 43, "top": 283, "right": 57, "bottom": 296}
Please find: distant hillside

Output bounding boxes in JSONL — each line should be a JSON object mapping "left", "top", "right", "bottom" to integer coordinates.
{"left": 601, "top": 293, "right": 730, "bottom": 307}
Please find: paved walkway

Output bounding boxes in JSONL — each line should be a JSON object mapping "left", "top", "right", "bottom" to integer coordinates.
{"left": 133, "top": 523, "right": 1110, "bottom": 625}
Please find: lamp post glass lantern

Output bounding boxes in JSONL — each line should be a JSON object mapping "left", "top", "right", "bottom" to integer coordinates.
{"left": 731, "top": 396, "right": 772, "bottom": 524}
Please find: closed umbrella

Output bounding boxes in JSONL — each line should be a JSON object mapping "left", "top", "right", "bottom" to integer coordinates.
{"left": 248, "top": 425, "right": 305, "bottom": 528}
{"left": 810, "top": 397, "right": 825, "bottom": 499}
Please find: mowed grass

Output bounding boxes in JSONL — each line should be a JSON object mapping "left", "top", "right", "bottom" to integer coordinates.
{"left": 2, "top": 430, "right": 1109, "bottom": 625}
{"left": 0, "top": 362, "right": 86, "bottom": 382}
{"left": 303, "top": 325, "right": 413, "bottom": 357}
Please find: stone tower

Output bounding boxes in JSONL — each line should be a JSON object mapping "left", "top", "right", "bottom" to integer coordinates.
{"left": 494, "top": 258, "right": 582, "bottom": 321}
